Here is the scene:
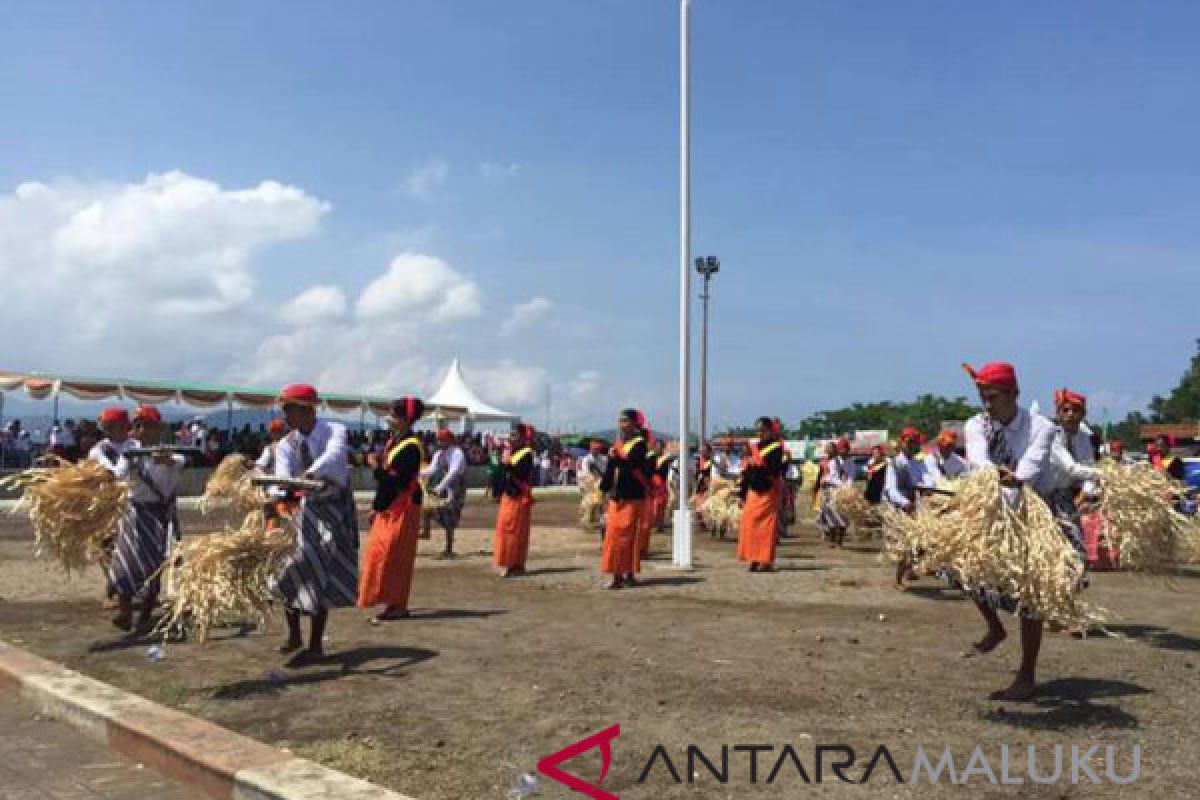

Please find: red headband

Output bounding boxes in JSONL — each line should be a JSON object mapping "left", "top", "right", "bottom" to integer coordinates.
{"left": 268, "top": 418, "right": 286, "bottom": 433}
{"left": 132, "top": 406, "right": 163, "bottom": 424}
{"left": 936, "top": 429, "right": 958, "bottom": 446}
{"left": 1054, "top": 388, "right": 1087, "bottom": 412}
{"left": 835, "top": 437, "right": 851, "bottom": 453}
{"left": 517, "top": 423, "right": 535, "bottom": 441}
{"left": 963, "top": 362, "right": 1018, "bottom": 390}
{"left": 278, "top": 383, "right": 320, "bottom": 407}
{"left": 436, "top": 428, "right": 453, "bottom": 443}
{"left": 98, "top": 407, "right": 129, "bottom": 426}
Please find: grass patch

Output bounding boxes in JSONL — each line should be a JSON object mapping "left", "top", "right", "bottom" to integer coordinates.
{"left": 287, "top": 736, "right": 393, "bottom": 784}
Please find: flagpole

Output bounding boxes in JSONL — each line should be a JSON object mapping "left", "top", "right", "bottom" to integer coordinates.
{"left": 673, "top": 0, "right": 694, "bottom": 569}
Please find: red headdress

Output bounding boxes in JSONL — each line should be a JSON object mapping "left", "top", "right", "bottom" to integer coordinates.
{"left": 391, "top": 396, "right": 425, "bottom": 423}
{"left": 436, "top": 428, "right": 454, "bottom": 444}
{"left": 267, "top": 418, "right": 287, "bottom": 434}
{"left": 132, "top": 406, "right": 163, "bottom": 424}
{"left": 962, "top": 362, "right": 1018, "bottom": 390}
{"left": 278, "top": 383, "right": 320, "bottom": 407}
{"left": 1054, "top": 388, "right": 1087, "bottom": 412}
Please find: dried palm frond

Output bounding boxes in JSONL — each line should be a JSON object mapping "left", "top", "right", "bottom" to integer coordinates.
{"left": 700, "top": 477, "right": 742, "bottom": 538}
{"left": 157, "top": 510, "right": 294, "bottom": 643}
{"left": 1, "top": 458, "right": 128, "bottom": 575}
{"left": 577, "top": 472, "right": 605, "bottom": 528}
{"left": 833, "top": 484, "right": 880, "bottom": 532}
{"left": 420, "top": 480, "right": 447, "bottom": 520}
{"left": 1096, "top": 461, "right": 1200, "bottom": 572}
{"left": 883, "top": 468, "right": 1098, "bottom": 626}
{"left": 201, "top": 455, "right": 265, "bottom": 516}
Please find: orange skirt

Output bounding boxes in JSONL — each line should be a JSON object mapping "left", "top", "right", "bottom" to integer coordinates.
{"left": 601, "top": 499, "right": 641, "bottom": 575}
{"left": 357, "top": 497, "right": 421, "bottom": 609}
{"left": 638, "top": 495, "right": 655, "bottom": 555}
{"left": 493, "top": 493, "right": 533, "bottom": 568}
{"left": 650, "top": 476, "right": 669, "bottom": 528}
{"left": 738, "top": 481, "right": 781, "bottom": 565}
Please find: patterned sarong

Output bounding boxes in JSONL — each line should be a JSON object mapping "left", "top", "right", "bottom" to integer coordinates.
{"left": 109, "top": 501, "right": 171, "bottom": 598}
{"left": 272, "top": 489, "right": 359, "bottom": 615}
{"left": 816, "top": 488, "right": 847, "bottom": 533}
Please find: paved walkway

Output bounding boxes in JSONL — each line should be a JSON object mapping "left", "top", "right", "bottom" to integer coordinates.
{"left": 0, "top": 694, "right": 200, "bottom": 800}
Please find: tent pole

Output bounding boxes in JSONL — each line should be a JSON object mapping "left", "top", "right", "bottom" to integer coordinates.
{"left": 226, "top": 396, "right": 233, "bottom": 433}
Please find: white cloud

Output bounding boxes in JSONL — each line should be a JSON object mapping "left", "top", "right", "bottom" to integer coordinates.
{"left": 279, "top": 285, "right": 347, "bottom": 326}
{"left": 0, "top": 171, "right": 328, "bottom": 374}
{"left": 500, "top": 296, "right": 552, "bottom": 335}
{"left": 480, "top": 162, "right": 521, "bottom": 181}
{"left": 466, "top": 360, "right": 549, "bottom": 407}
{"left": 568, "top": 370, "right": 601, "bottom": 401}
{"left": 356, "top": 253, "right": 482, "bottom": 324}
{"left": 403, "top": 159, "right": 449, "bottom": 199}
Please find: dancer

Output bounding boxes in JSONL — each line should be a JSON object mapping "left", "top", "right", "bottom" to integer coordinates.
{"left": 103, "top": 406, "right": 186, "bottom": 633}
{"left": 89, "top": 407, "right": 138, "bottom": 610}
{"left": 493, "top": 424, "right": 536, "bottom": 577}
{"left": 960, "top": 362, "right": 1084, "bottom": 701}
{"left": 600, "top": 409, "right": 649, "bottom": 588}
{"left": 270, "top": 384, "right": 359, "bottom": 666}
{"left": 737, "top": 417, "right": 786, "bottom": 572}
{"left": 358, "top": 396, "right": 426, "bottom": 623}
{"left": 422, "top": 429, "right": 468, "bottom": 559}
{"left": 253, "top": 418, "right": 288, "bottom": 473}
{"left": 926, "top": 429, "right": 969, "bottom": 485}
{"left": 884, "top": 428, "right": 935, "bottom": 589}
{"left": 817, "top": 437, "right": 855, "bottom": 547}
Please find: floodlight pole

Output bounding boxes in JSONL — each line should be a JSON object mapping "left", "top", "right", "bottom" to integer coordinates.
{"left": 673, "top": 0, "right": 694, "bottom": 569}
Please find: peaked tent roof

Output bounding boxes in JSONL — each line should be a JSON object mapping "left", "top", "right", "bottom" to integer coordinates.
{"left": 428, "top": 359, "right": 520, "bottom": 422}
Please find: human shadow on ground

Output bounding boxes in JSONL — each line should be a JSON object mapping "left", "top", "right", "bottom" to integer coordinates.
{"left": 520, "top": 566, "right": 585, "bottom": 577}
{"left": 1102, "top": 623, "right": 1200, "bottom": 653}
{"left": 903, "top": 586, "right": 967, "bottom": 603}
{"left": 209, "top": 645, "right": 438, "bottom": 699}
{"left": 401, "top": 608, "right": 507, "bottom": 621}
{"left": 634, "top": 576, "right": 704, "bottom": 588}
{"left": 88, "top": 618, "right": 257, "bottom": 652}
{"left": 984, "top": 677, "right": 1149, "bottom": 731}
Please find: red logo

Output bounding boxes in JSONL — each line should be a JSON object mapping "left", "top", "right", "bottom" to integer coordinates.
{"left": 536, "top": 724, "right": 621, "bottom": 799}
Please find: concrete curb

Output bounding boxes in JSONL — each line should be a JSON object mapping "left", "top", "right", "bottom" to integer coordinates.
{"left": 0, "top": 639, "right": 416, "bottom": 800}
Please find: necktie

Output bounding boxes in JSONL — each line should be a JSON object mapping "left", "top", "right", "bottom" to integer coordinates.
{"left": 299, "top": 436, "right": 314, "bottom": 471}
{"left": 986, "top": 419, "right": 1016, "bottom": 469}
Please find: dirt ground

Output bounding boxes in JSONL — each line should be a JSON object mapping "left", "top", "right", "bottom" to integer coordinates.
{"left": 1, "top": 496, "right": 1197, "bottom": 799}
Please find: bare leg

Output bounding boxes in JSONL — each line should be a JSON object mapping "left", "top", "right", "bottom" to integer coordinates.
{"left": 964, "top": 600, "right": 1007, "bottom": 656}
{"left": 113, "top": 596, "right": 134, "bottom": 632}
{"left": 991, "top": 618, "right": 1042, "bottom": 700}
{"left": 443, "top": 525, "right": 455, "bottom": 557}
{"left": 135, "top": 589, "right": 159, "bottom": 633}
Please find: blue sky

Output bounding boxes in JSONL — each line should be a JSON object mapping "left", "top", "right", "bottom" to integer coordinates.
{"left": 1, "top": 1, "right": 1197, "bottom": 431}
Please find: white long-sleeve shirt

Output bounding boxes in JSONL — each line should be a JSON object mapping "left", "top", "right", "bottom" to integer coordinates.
{"left": 823, "top": 455, "right": 856, "bottom": 488}
{"left": 964, "top": 408, "right": 1058, "bottom": 500}
{"left": 925, "top": 448, "right": 969, "bottom": 483}
{"left": 579, "top": 453, "right": 608, "bottom": 481}
{"left": 422, "top": 446, "right": 467, "bottom": 494}
{"left": 89, "top": 438, "right": 138, "bottom": 481}
{"left": 254, "top": 442, "right": 277, "bottom": 473}
{"left": 274, "top": 420, "right": 350, "bottom": 489}
{"left": 884, "top": 452, "right": 936, "bottom": 510}
{"left": 1045, "top": 427, "right": 1101, "bottom": 495}
{"left": 89, "top": 438, "right": 184, "bottom": 503}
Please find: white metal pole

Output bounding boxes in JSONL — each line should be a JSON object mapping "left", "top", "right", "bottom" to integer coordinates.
{"left": 673, "top": 0, "right": 694, "bottom": 569}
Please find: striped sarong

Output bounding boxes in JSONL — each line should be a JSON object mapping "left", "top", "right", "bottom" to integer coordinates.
{"left": 272, "top": 489, "right": 359, "bottom": 615}
{"left": 433, "top": 478, "right": 467, "bottom": 532}
{"left": 109, "top": 502, "right": 171, "bottom": 598}
{"left": 816, "top": 488, "right": 847, "bottom": 533}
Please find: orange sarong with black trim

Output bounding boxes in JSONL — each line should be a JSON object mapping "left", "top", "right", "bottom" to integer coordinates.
{"left": 737, "top": 480, "right": 781, "bottom": 565}
{"left": 602, "top": 499, "right": 641, "bottom": 575}
{"left": 493, "top": 493, "right": 533, "bottom": 568}
{"left": 357, "top": 494, "right": 421, "bottom": 610}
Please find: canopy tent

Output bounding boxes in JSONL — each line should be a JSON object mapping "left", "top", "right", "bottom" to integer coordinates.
{"left": 0, "top": 370, "right": 467, "bottom": 425}
{"left": 427, "top": 359, "right": 520, "bottom": 430}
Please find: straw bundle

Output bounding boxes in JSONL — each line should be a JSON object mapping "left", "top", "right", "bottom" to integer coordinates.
{"left": 832, "top": 484, "right": 879, "bottom": 530}
{"left": 201, "top": 454, "right": 265, "bottom": 516}
{"left": 157, "top": 510, "right": 295, "bottom": 643}
{"left": 1096, "top": 462, "right": 1200, "bottom": 572}
{"left": 700, "top": 477, "right": 742, "bottom": 538}
{"left": 421, "top": 480, "right": 447, "bottom": 520}
{"left": 577, "top": 472, "right": 605, "bottom": 528}
{"left": 1, "top": 458, "right": 128, "bottom": 575}
{"left": 883, "top": 468, "right": 1097, "bottom": 626}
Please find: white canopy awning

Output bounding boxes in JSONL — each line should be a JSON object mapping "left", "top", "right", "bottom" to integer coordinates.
{"left": 428, "top": 359, "right": 520, "bottom": 423}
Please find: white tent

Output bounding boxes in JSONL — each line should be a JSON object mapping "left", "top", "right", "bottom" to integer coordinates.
{"left": 428, "top": 359, "right": 520, "bottom": 430}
